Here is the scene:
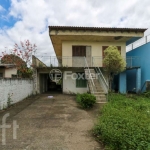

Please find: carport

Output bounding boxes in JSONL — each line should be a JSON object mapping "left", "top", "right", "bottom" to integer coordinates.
{"left": 39, "top": 70, "right": 63, "bottom": 94}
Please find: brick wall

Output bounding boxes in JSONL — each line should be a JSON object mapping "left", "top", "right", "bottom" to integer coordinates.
{"left": 0, "top": 79, "right": 33, "bottom": 110}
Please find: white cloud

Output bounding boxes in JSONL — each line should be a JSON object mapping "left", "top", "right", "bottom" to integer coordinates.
{"left": 0, "top": 5, "right": 5, "bottom": 12}
{"left": 0, "top": 0, "right": 150, "bottom": 62}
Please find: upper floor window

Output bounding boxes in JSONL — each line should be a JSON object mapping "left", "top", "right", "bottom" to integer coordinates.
{"left": 72, "top": 46, "right": 86, "bottom": 57}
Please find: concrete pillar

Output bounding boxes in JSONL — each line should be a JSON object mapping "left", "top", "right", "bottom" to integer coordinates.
{"left": 86, "top": 46, "right": 91, "bottom": 67}
{"left": 136, "top": 68, "right": 141, "bottom": 93}
{"left": 33, "top": 68, "right": 37, "bottom": 95}
{"left": 119, "top": 71, "right": 126, "bottom": 94}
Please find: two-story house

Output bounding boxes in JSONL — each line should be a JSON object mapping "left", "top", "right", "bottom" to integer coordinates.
{"left": 33, "top": 26, "right": 146, "bottom": 102}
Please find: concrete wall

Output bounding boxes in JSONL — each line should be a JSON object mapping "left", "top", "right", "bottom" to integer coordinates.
{"left": 62, "top": 41, "right": 126, "bottom": 67}
{"left": 32, "top": 55, "right": 47, "bottom": 67}
{"left": 0, "top": 79, "right": 33, "bottom": 110}
{"left": 127, "top": 42, "right": 150, "bottom": 92}
{"left": 63, "top": 71, "right": 88, "bottom": 94}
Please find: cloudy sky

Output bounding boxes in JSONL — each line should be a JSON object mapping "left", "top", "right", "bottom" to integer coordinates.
{"left": 0, "top": 0, "right": 150, "bottom": 57}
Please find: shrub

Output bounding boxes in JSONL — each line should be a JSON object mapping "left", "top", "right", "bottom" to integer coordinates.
{"left": 93, "top": 93, "right": 150, "bottom": 150}
{"left": 143, "top": 91, "right": 150, "bottom": 98}
{"left": 76, "top": 93, "right": 81, "bottom": 103}
{"left": 76, "top": 93, "right": 96, "bottom": 108}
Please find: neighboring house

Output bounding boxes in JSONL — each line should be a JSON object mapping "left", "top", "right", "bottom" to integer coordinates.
{"left": 126, "top": 34, "right": 150, "bottom": 93}
{"left": 0, "top": 64, "right": 17, "bottom": 78}
{"left": 33, "top": 26, "right": 146, "bottom": 102}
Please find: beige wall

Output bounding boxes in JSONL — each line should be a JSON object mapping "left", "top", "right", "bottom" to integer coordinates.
{"left": 32, "top": 55, "right": 47, "bottom": 67}
{"left": 62, "top": 41, "right": 126, "bottom": 67}
{"left": 5, "top": 68, "right": 17, "bottom": 78}
{"left": 63, "top": 71, "right": 88, "bottom": 94}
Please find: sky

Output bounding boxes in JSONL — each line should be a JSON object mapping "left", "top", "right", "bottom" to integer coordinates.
{"left": 0, "top": 0, "right": 150, "bottom": 57}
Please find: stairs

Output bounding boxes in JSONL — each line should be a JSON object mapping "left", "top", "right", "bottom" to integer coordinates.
{"left": 84, "top": 69, "right": 107, "bottom": 103}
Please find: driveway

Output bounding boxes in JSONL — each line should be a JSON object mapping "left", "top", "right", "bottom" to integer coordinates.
{"left": 0, "top": 94, "right": 103, "bottom": 150}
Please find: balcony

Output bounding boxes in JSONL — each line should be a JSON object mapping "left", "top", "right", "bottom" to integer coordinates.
{"left": 34, "top": 56, "right": 140, "bottom": 68}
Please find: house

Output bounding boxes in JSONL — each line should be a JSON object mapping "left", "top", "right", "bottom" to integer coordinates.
{"left": 126, "top": 34, "right": 150, "bottom": 93}
{"left": 0, "top": 64, "right": 17, "bottom": 78}
{"left": 33, "top": 26, "right": 146, "bottom": 102}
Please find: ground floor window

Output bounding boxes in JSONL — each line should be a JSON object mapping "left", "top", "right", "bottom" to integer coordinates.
{"left": 76, "top": 72, "right": 87, "bottom": 88}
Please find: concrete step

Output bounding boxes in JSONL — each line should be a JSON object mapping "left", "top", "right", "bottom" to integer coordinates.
{"left": 90, "top": 88, "right": 104, "bottom": 92}
{"left": 96, "top": 100, "right": 107, "bottom": 103}
{"left": 96, "top": 102, "right": 107, "bottom": 104}
{"left": 85, "top": 73, "right": 95, "bottom": 75}
{"left": 84, "top": 69, "right": 95, "bottom": 71}
{"left": 94, "top": 86, "right": 103, "bottom": 89}
{"left": 95, "top": 93, "right": 106, "bottom": 96}
{"left": 96, "top": 98, "right": 107, "bottom": 101}
{"left": 86, "top": 76, "right": 95, "bottom": 78}
{"left": 93, "top": 92, "right": 105, "bottom": 94}
{"left": 96, "top": 99, "right": 106, "bottom": 103}
{"left": 85, "top": 71, "right": 95, "bottom": 74}
{"left": 94, "top": 87, "right": 103, "bottom": 90}
{"left": 95, "top": 95, "right": 106, "bottom": 98}
{"left": 85, "top": 70, "right": 95, "bottom": 72}
{"left": 89, "top": 86, "right": 104, "bottom": 90}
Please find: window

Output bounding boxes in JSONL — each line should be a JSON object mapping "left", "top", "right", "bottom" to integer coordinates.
{"left": 76, "top": 72, "right": 87, "bottom": 88}
{"left": 12, "top": 74, "right": 17, "bottom": 78}
{"left": 72, "top": 46, "right": 86, "bottom": 57}
{"left": 0, "top": 73, "right": 3, "bottom": 78}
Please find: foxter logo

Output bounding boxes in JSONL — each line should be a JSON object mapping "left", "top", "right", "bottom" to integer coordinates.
{"left": 0, "top": 113, "right": 19, "bottom": 145}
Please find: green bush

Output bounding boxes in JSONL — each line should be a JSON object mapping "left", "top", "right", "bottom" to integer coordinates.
{"left": 76, "top": 93, "right": 81, "bottom": 103}
{"left": 93, "top": 93, "right": 150, "bottom": 150}
{"left": 143, "top": 91, "right": 150, "bottom": 98}
{"left": 76, "top": 93, "right": 96, "bottom": 108}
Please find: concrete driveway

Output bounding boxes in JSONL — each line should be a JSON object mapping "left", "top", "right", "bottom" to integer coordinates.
{"left": 0, "top": 94, "right": 103, "bottom": 150}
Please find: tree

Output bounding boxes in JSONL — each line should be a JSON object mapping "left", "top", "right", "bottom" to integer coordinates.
{"left": 103, "top": 46, "right": 126, "bottom": 91}
{"left": 1, "top": 54, "right": 27, "bottom": 68}
{"left": 0, "top": 40, "right": 37, "bottom": 78}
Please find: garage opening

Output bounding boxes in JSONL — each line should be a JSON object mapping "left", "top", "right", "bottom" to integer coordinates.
{"left": 40, "top": 73, "right": 62, "bottom": 94}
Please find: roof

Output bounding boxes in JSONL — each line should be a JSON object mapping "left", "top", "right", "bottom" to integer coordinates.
{"left": 49, "top": 26, "right": 147, "bottom": 32}
{"left": 0, "top": 64, "right": 16, "bottom": 68}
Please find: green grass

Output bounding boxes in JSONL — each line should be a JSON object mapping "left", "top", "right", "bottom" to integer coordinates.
{"left": 93, "top": 93, "right": 150, "bottom": 150}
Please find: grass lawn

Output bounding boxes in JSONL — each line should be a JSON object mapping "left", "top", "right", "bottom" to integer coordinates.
{"left": 93, "top": 93, "right": 150, "bottom": 150}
